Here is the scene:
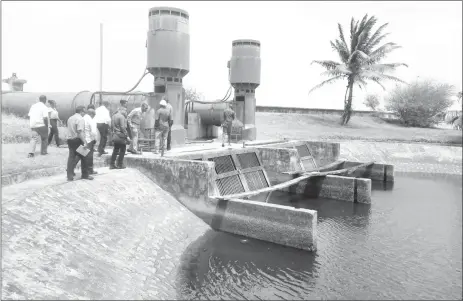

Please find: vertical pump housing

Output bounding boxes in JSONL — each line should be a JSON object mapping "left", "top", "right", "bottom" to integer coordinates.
{"left": 144, "top": 7, "right": 190, "bottom": 146}
{"left": 229, "top": 39, "right": 261, "bottom": 141}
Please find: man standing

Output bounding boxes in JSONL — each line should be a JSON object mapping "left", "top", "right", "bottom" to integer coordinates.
{"left": 94, "top": 100, "right": 111, "bottom": 156}
{"left": 165, "top": 98, "right": 173, "bottom": 151}
{"left": 154, "top": 99, "right": 172, "bottom": 157}
{"left": 47, "top": 99, "right": 61, "bottom": 147}
{"left": 72, "top": 107, "right": 98, "bottom": 175}
{"left": 110, "top": 107, "right": 131, "bottom": 169}
{"left": 222, "top": 102, "right": 236, "bottom": 147}
{"left": 27, "top": 95, "right": 49, "bottom": 158}
{"left": 127, "top": 101, "right": 149, "bottom": 154}
{"left": 66, "top": 106, "right": 93, "bottom": 181}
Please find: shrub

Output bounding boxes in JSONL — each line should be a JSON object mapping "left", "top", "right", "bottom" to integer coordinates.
{"left": 385, "top": 80, "right": 455, "bottom": 127}
{"left": 363, "top": 94, "right": 380, "bottom": 111}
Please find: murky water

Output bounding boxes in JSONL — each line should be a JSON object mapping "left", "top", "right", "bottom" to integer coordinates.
{"left": 177, "top": 173, "right": 462, "bottom": 300}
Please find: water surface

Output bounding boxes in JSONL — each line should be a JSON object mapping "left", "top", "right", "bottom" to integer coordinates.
{"left": 177, "top": 173, "right": 462, "bottom": 300}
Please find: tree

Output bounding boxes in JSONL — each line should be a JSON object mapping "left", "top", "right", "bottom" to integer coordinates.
{"left": 363, "top": 94, "right": 380, "bottom": 111}
{"left": 184, "top": 87, "right": 203, "bottom": 102}
{"left": 385, "top": 80, "right": 454, "bottom": 127}
{"left": 309, "top": 14, "right": 408, "bottom": 125}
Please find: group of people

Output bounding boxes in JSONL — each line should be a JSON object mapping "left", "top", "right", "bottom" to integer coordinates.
{"left": 28, "top": 94, "right": 235, "bottom": 181}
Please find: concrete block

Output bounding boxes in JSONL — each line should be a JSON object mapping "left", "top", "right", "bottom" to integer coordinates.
{"left": 280, "top": 175, "right": 371, "bottom": 203}
{"left": 305, "top": 141, "right": 341, "bottom": 167}
{"left": 342, "top": 161, "right": 395, "bottom": 182}
{"left": 210, "top": 198, "right": 317, "bottom": 251}
{"left": 257, "top": 147, "right": 302, "bottom": 185}
{"left": 170, "top": 128, "right": 186, "bottom": 147}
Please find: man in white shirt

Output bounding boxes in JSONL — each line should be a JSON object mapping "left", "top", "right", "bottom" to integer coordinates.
{"left": 27, "top": 95, "right": 49, "bottom": 158}
{"left": 94, "top": 100, "right": 111, "bottom": 156}
{"left": 71, "top": 107, "right": 98, "bottom": 175}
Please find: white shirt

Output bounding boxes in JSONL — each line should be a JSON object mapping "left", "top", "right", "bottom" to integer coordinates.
{"left": 28, "top": 102, "right": 49, "bottom": 128}
{"left": 83, "top": 114, "right": 97, "bottom": 143}
{"left": 94, "top": 105, "right": 111, "bottom": 125}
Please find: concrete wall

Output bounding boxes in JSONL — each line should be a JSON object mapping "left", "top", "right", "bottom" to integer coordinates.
{"left": 104, "top": 155, "right": 218, "bottom": 224}
{"left": 257, "top": 147, "right": 302, "bottom": 185}
{"left": 260, "top": 140, "right": 340, "bottom": 167}
{"left": 322, "top": 161, "right": 395, "bottom": 182}
{"left": 256, "top": 106, "right": 396, "bottom": 119}
{"left": 211, "top": 198, "right": 317, "bottom": 251}
{"left": 279, "top": 175, "right": 372, "bottom": 204}
{"left": 103, "top": 154, "right": 318, "bottom": 251}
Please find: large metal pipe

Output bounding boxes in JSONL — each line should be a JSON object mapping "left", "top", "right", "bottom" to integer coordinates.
{"left": 1, "top": 91, "right": 146, "bottom": 123}
{"left": 189, "top": 102, "right": 230, "bottom": 126}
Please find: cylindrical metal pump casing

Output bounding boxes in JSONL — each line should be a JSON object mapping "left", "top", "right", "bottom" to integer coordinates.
{"left": 147, "top": 7, "right": 190, "bottom": 77}
{"left": 1, "top": 92, "right": 146, "bottom": 123}
{"left": 189, "top": 102, "right": 230, "bottom": 126}
{"left": 229, "top": 39, "right": 261, "bottom": 87}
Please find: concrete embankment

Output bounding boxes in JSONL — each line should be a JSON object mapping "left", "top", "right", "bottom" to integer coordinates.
{"left": 338, "top": 141, "right": 462, "bottom": 175}
{"left": 2, "top": 168, "right": 211, "bottom": 299}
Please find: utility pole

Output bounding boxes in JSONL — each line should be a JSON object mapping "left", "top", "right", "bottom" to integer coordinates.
{"left": 99, "top": 22, "right": 103, "bottom": 105}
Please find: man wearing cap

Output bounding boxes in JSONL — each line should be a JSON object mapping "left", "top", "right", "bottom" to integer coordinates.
{"left": 94, "top": 100, "right": 111, "bottom": 156}
{"left": 222, "top": 102, "right": 236, "bottom": 147}
{"left": 127, "top": 101, "right": 149, "bottom": 154}
{"left": 27, "top": 95, "right": 49, "bottom": 157}
{"left": 154, "top": 99, "right": 172, "bottom": 156}
{"left": 47, "top": 99, "right": 61, "bottom": 147}
{"left": 164, "top": 97, "right": 174, "bottom": 151}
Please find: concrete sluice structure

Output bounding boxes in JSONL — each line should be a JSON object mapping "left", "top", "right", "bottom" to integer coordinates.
{"left": 99, "top": 140, "right": 395, "bottom": 252}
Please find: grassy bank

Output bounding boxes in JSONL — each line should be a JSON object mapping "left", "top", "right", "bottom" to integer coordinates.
{"left": 256, "top": 112, "right": 462, "bottom": 146}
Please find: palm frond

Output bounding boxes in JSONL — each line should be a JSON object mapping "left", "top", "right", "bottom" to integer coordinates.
{"left": 359, "top": 70, "right": 407, "bottom": 84}
{"left": 367, "top": 43, "right": 402, "bottom": 64}
{"left": 311, "top": 60, "right": 341, "bottom": 70}
{"left": 365, "top": 23, "right": 389, "bottom": 51}
{"left": 348, "top": 49, "right": 370, "bottom": 64}
{"left": 320, "top": 66, "right": 352, "bottom": 77}
{"left": 331, "top": 40, "right": 350, "bottom": 63}
{"left": 309, "top": 75, "right": 344, "bottom": 94}
{"left": 363, "top": 63, "right": 408, "bottom": 73}
{"left": 337, "top": 23, "right": 350, "bottom": 53}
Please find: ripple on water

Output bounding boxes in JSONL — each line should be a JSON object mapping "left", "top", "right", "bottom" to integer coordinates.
{"left": 177, "top": 174, "right": 462, "bottom": 300}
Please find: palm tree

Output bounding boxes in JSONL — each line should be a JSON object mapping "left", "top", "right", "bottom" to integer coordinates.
{"left": 309, "top": 14, "right": 408, "bottom": 125}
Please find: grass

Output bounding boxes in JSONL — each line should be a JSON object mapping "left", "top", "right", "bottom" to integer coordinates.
{"left": 2, "top": 112, "right": 69, "bottom": 144}
{"left": 256, "top": 113, "right": 463, "bottom": 146}
{"left": 2, "top": 111, "right": 461, "bottom": 176}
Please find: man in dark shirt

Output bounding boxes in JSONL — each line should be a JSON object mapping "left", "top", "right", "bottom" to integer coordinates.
{"left": 110, "top": 107, "right": 131, "bottom": 169}
{"left": 154, "top": 99, "right": 172, "bottom": 156}
{"left": 66, "top": 106, "right": 92, "bottom": 181}
{"left": 222, "top": 103, "right": 235, "bottom": 147}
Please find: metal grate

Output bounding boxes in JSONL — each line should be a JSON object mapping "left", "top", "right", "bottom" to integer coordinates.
{"left": 208, "top": 155, "right": 236, "bottom": 174}
{"left": 237, "top": 152, "right": 260, "bottom": 169}
{"left": 295, "top": 144, "right": 311, "bottom": 158}
{"left": 216, "top": 175, "right": 245, "bottom": 196}
{"left": 243, "top": 170, "right": 268, "bottom": 191}
{"left": 301, "top": 158, "right": 316, "bottom": 171}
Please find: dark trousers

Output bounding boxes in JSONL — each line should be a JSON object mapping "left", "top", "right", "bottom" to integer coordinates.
{"left": 167, "top": 125, "right": 172, "bottom": 150}
{"left": 74, "top": 140, "right": 96, "bottom": 173}
{"left": 48, "top": 119, "right": 60, "bottom": 146}
{"left": 67, "top": 138, "right": 89, "bottom": 179}
{"left": 97, "top": 123, "right": 109, "bottom": 154}
{"left": 110, "top": 141, "right": 127, "bottom": 167}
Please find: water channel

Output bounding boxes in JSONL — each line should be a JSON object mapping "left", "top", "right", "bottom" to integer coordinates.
{"left": 177, "top": 173, "right": 462, "bottom": 300}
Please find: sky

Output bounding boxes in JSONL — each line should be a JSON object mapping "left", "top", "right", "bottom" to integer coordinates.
{"left": 2, "top": 1, "right": 462, "bottom": 110}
